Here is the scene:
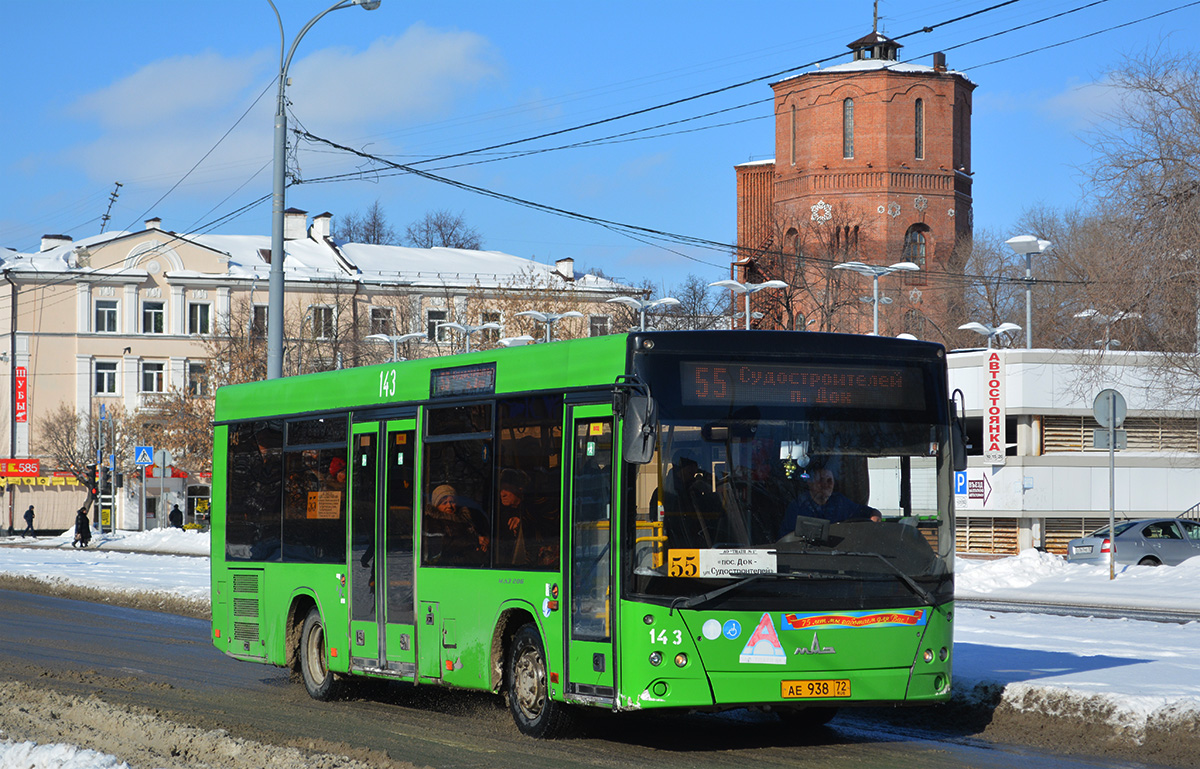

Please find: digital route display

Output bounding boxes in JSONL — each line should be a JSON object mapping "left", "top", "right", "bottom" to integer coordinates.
{"left": 680, "top": 361, "right": 924, "bottom": 410}
{"left": 431, "top": 362, "right": 497, "bottom": 398}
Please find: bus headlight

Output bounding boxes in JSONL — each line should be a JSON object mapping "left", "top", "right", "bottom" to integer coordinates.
{"left": 649, "top": 651, "right": 663, "bottom": 666}
{"left": 674, "top": 653, "right": 688, "bottom": 668}
{"left": 923, "top": 648, "right": 934, "bottom": 663}
{"left": 939, "top": 647, "right": 949, "bottom": 662}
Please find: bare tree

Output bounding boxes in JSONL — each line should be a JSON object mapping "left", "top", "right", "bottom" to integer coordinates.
{"left": 1080, "top": 48, "right": 1200, "bottom": 395}
{"left": 405, "top": 210, "right": 483, "bottom": 250}
{"left": 34, "top": 401, "right": 139, "bottom": 512}
{"left": 334, "top": 200, "right": 398, "bottom": 245}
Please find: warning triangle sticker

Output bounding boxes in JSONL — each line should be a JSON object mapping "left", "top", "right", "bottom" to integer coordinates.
{"left": 739, "top": 612, "right": 787, "bottom": 665}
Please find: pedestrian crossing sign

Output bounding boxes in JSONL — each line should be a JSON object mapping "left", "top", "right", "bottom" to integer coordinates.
{"left": 134, "top": 446, "right": 154, "bottom": 465}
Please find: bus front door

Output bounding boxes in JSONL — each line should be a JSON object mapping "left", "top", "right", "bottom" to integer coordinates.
{"left": 349, "top": 419, "right": 417, "bottom": 677}
{"left": 564, "top": 409, "right": 615, "bottom": 704}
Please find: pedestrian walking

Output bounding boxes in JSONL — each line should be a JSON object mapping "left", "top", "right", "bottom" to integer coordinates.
{"left": 169, "top": 504, "right": 184, "bottom": 529}
{"left": 73, "top": 507, "right": 92, "bottom": 548}
{"left": 22, "top": 505, "right": 35, "bottom": 537}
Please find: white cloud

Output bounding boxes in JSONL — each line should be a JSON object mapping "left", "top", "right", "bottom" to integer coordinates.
{"left": 286, "top": 22, "right": 501, "bottom": 130}
{"left": 60, "top": 23, "right": 500, "bottom": 192}
{"left": 69, "top": 51, "right": 271, "bottom": 129}
{"left": 1040, "top": 76, "right": 1122, "bottom": 129}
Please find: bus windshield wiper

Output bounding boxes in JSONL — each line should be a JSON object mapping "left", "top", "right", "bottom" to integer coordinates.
{"left": 671, "top": 572, "right": 806, "bottom": 613}
{"left": 829, "top": 550, "right": 937, "bottom": 605}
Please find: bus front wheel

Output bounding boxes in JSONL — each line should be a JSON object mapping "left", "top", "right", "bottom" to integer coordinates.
{"left": 507, "top": 623, "right": 574, "bottom": 738}
{"left": 299, "top": 607, "right": 341, "bottom": 701}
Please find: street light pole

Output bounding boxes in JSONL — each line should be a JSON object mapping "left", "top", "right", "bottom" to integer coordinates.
{"left": 266, "top": 0, "right": 381, "bottom": 380}
{"left": 1005, "top": 235, "right": 1051, "bottom": 350}
{"left": 708, "top": 280, "right": 787, "bottom": 330}
{"left": 832, "top": 261, "right": 920, "bottom": 335}
{"left": 605, "top": 296, "right": 681, "bottom": 331}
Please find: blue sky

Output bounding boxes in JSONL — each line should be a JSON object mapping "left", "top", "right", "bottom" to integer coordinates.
{"left": 3, "top": 0, "right": 1198, "bottom": 290}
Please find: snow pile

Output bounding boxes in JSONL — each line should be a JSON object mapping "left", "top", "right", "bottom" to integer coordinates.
{"left": 0, "top": 740, "right": 130, "bottom": 769}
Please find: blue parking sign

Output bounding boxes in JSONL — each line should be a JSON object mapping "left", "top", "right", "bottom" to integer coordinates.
{"left": 954, "top": 471, "right": 968, "bottom": 496}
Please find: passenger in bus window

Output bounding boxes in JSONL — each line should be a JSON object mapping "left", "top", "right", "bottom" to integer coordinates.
{"left": 779, "top": 464, "right": 880, "bottom": 537}
{"left": 427, "top": 484, "right": 489, "bottom": 564}
{"left": 499, "top": 469, "right": 533, "bottom": 564}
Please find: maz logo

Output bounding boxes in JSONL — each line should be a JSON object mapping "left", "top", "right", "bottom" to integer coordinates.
{"left": 795, "top": 632, "right": 836, "bottom": 655}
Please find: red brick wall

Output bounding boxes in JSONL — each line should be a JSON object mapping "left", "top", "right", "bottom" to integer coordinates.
{"left": 737, "top": 60, "right": 975, "bottom": 340}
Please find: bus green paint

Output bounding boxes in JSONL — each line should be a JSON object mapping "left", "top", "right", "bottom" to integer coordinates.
{"left": 211, "top": 331, "right": 955, "bottom": 736}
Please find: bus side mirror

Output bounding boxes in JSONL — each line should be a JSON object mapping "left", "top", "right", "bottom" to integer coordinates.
{"left": 623, "top": 393, "right": 657, "bottom": 464}
{"left": 614, "top": 376, "right": 656, "bottom": 464}
{"left": 950, "top": 390, "right": 968, "bottom": 472}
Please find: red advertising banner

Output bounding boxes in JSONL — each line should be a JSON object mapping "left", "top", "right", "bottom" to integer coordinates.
{"left": 144, "top": 465, "right": 188, "bottom": 479}
{"left": 1, "top": 458, "right": 41, "bottom": 477}
{"left": 14, "top": 367, "right": 27, "bottom": 423}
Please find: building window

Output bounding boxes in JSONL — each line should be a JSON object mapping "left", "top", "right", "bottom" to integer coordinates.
{"left": 370, "top": 306, "right": 393, "bottom": 336}
{"left": 142, "top": 301, "right": 164, "bottom": 334}
{"left": 309, "top": 306, "right": 334, "bottom": 339}
{"left": 427, "top": 309, "right": 448, "bottom": 342}
{"left": 904, "top": 225, "right": 929, "bottom": 285}
{"left": 95, "top": 300, "right": 118, "bottom": 333}
{"left": 251, "top": 305, "right": 268, "bottom": 338}
{"left": 790, "top": 104, "right": 797, "bottom": 166}
{"left": 188, "top": 362, "right": 208, "bottom": 397}
{"left": 95, "top": 361, "right": 118, "bottom": 395}
{"left": 914, "top": 98, "right": 925, "bottom": 160}
{"left": 589, "top": 315, "right": 611, "bottom": 337}
{"left": 842, "top": 98, "right": 854, "bottom": 159}
{"left": 141, "top": 361, "right": 165, "bottom": 393}
{"left": 188, "top": 303, "right": 211, "bottom": 335}
{"left": 481, "top": 310, "right": 501, "bottom": 345}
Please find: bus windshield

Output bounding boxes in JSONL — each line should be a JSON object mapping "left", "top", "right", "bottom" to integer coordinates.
{"left": 626, "top": 412, "right": 953, "bottom": 611}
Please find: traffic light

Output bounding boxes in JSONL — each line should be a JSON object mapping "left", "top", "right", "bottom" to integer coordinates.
{"left": 114, "top": 471, "right": 124, "bottom": 489}
{"left": 100, "top": 467, "right": 112, "bottom": 497}
{"left": 86, "top": 464, "right": 98, "bottom": 497}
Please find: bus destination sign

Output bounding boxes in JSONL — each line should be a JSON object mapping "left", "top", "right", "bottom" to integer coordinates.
{"left": 681, "top": 361, "right": 923, "bottom": 410}
{"left": 431, "top": 362, "right": 497, "bottom": 399}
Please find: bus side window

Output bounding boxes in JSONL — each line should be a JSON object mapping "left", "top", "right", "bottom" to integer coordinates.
{"left": 423, "top": 404, "right": 494, "bottom": 568}
{"left": 496, "top": 395, "right": 563, "bottom": 569}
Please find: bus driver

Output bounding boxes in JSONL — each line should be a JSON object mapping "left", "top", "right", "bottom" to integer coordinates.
{"left": 778, "top": 465, "right": 880, "bottom": 537}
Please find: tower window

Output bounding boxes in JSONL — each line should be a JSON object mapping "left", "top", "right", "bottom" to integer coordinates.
{"left": 904, "top": 226, "right": 929, "bottom": 285}
{"left": 915, "top": 98, "right": 925, "bottom": 160}
{"left": 790, "top": 104, "right": 797, "bottom": 166}
{"left": 843, "top": 98, "right": 855, "bottom": 159}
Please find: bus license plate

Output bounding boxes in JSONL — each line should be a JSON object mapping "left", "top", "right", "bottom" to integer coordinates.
{"left": 781, "top": 679, "right": 851, "bottom": 699}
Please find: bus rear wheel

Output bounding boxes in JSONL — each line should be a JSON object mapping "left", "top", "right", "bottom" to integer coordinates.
{"left": 299, "top": 607, "right": 341, "bottom": 701}
{"left": 507, "top": 623, "right": 575, "bottom": 738}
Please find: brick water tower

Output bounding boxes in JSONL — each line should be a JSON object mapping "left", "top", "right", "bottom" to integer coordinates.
{"left": 735, "top": 29, "right": 975, "bottom": 339}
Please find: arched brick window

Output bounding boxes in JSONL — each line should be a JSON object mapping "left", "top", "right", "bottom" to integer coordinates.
{"left": 842, "top": 98, "right": 854, "bottom": 159}
{"left": 904, "top": 224, "right": 930, "bottom": 285}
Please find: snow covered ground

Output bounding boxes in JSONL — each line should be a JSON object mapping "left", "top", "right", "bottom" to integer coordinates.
{"left": 2, "top": 529, "right": 1199, "bottom": 767}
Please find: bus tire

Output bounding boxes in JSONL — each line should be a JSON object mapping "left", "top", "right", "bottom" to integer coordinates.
{"left": 299, "top": 607, "right": 341, "bottom": 701}
{"left": 507, "top": 623, "right": 574, "bottom": 738}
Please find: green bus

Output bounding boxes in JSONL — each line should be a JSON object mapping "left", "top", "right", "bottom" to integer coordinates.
{"left": 211, "top": 330, "right": 957, "bottom": 737}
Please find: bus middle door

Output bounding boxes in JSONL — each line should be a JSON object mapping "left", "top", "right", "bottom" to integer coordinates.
{"left": 349, "top": 419, "right": 417, "bottom": 678}
{"left": 564, "top": 407, "right": 615, "bottom": 704}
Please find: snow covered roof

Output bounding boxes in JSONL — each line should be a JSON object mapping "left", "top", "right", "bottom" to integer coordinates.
{"left": 1, "top": 223, "right": 633, "bottom": 294}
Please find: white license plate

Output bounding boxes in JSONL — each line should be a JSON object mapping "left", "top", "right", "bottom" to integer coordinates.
{"left": 1074, "top": 545, "right": 1093, "bottom": 554}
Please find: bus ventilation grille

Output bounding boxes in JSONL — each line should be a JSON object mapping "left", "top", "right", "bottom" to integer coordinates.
{"left": 233, "top": 573, "right": 259, "bottom": 593}
{"left": 233, "top": 597, "right": 259, "bottom": 618}
{"left": 234, "top": 622, "right": 260, "bottom": 642}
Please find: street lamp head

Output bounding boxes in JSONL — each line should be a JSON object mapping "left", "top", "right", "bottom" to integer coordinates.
{"left": 1005, "top": 235, "right": 1052, "bottom": 256}
{"left": 365, "top": 333, "right": 390, "bottom": 343}
{"left": 889, "top": 261, "right": 920, "bottom": 272}
{"left": 353, "top": 0, "right": 382, "bottom": 9}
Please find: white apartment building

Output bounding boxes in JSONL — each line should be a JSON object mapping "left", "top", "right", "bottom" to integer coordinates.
{"left": 949, "top": 348, "right": 1200, "bottom": 554}
{"left": 0, "top": 210, "right": 634, "bottom": 532}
